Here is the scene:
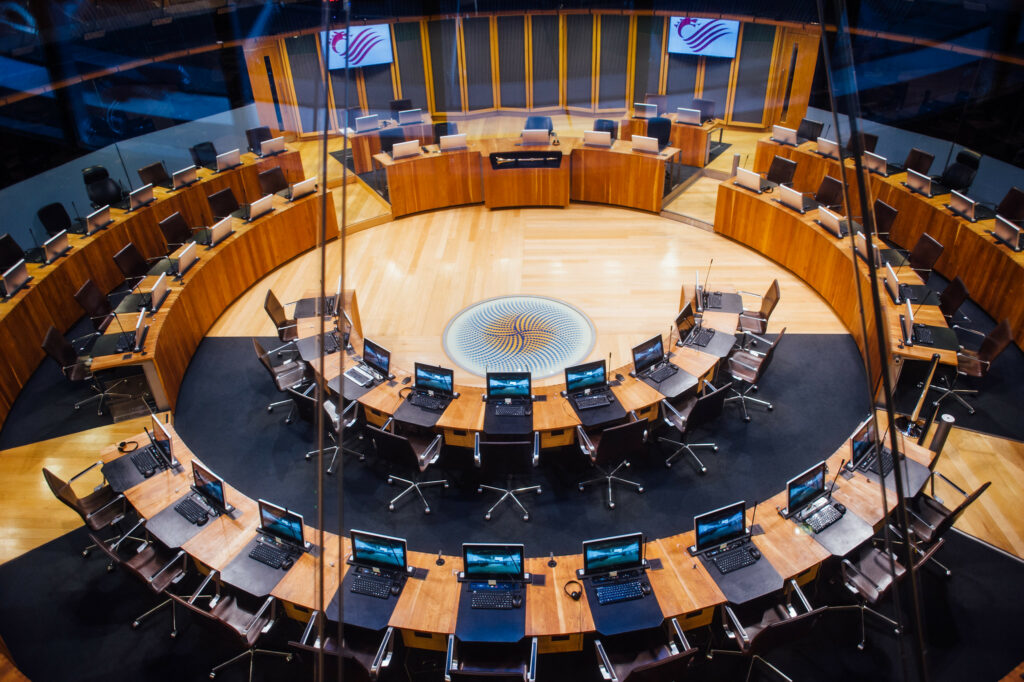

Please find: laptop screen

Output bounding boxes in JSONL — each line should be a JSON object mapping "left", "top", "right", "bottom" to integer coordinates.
{"left": 290, "top": 177, "right": 317, "bottom": 201}
{"left": 772, "top": 125, "right": 797, "bottom": 145}
{"left": 258, "top": 499, "right": 305, "bottom": 548}
{"left": 631, "top": 335, "right": 664, "bottom": 374}
{"left": 414, "top": 362, "right": 454, "bottom": 395}
{"left": 694, "top": 501, "right": 747, "bottom": 552}
{"left": 487, "top": 372, "right": 531, "bottom": 399}
{"left": 787, "top": 462, "right": 826, "bottom": 515}
{"left": 192, "top": 460, "right": 227, "bottom": 510}
{"left": 582, "top": 533, "right": 644, "bottom": 575}
{"left": 565, "top": 360, "right": 606, "bottom": 393}
{"left": 86, "top": 206, "right": 111, "bottom": 234}
{"left": 816, "top": 137, "right": 838, "bottom": 158}
{"left": 351, "top": 529, "right": 407, "bottom": 572}
{"left": 463, "top": 543, "right": 525, "bottom": 581}
{"left": 949, "top": 190, "right": 975, "bottom": 218}
{"left": 850, "top": 417, "right": 877, "bottom": 466}
{"left": 362, "top": 338, "right": 390, "bottom": 377}
{"left": 675, "top": 302, "right": 697, "bottom": 339}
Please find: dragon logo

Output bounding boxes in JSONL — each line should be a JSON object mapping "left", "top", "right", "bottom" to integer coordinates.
{"left": 330, "top": 27, "right": 385, "bottom": 66}
{"left": 674, "top": 18, "right": 733, "bottom": 53}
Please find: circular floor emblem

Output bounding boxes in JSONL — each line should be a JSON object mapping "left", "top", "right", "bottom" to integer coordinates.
{"left": 443, "top": 296, "right": 596, "bottom": 379}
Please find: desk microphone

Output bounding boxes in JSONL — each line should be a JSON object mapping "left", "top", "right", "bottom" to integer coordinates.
{"left": 827, "top": 459, "right": 846, "bottom": 499}
{"left": 435, "top": 550, "right": 445, "bottom": 566}
{"left": 748, "top": 500, "right": 759, "bottom": 536}
{"left": 548, "top": 552, "right": 557, "bottom": 568}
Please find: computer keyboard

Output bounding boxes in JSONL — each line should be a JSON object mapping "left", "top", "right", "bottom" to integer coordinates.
{"left": 688, "top": 327, "right": 716, "bottom": 348}
{"left": 351, "top": 573, "right": 393, "bottom": 599}
{"left": 859, "top": 447, "right": 895, "bottom": 477}
{"left": 646, "top": 363, "right": 678, "bottom": 383}
{"left": 174, "top": 497, "right": 209, "bottom": 524}
{"left": 913, "top": 324, "right": 934, "bottom": 345}
{"left": 407, "top": 392, "right": 449, "bottom": 411}
{"left": 130, "top": 447, "right": 162, "bottom": 476}
{"left": 806, "top": 504, "right": 842, "bottom": 533}
{"left": 704, "top": 291, "right": 723, "bottom": 309}
{"left": 712, "top": 546, "right": 758, "bottom": 574}
{"left": 249, "top": 541, "right": 291, "bottom": 570}
{"left": 493, "top": 402, "right": 530, "bottom": 417}
{"left": 595, "top": 580, "right": 644, "bottom": 606}
{"left": 574, "top": 392, "right": 613, "bottom": 410}
{"left": 344, "top": 366, "right": 374, "bottom": 387}
{"left": 471, "top": 588, "right": 518, "bottom": 610}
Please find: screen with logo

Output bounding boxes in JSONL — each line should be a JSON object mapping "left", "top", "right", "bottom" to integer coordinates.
{"left": 667, "top": 18, "right": 740, "bottom": 58}
{"left": 323, "top": 26, "right": 394, "bottom": 69}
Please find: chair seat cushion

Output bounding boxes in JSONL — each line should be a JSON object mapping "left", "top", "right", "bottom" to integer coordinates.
{"left": 67, "top": 362, "right": 92, "bottom": 383}
{"left": 738, "top": 314, "right": 767, "bottom": 334}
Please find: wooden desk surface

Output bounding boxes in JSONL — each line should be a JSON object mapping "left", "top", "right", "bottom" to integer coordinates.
{"left": 570, "top": 140, "right": 680, "bottom": 213}
{"left": 389, "top": 551, "right": 462, "bottom": 635}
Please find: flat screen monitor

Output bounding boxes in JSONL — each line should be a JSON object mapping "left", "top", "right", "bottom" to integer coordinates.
{"left": 462, "top": 543, "right": 525, "bottom": 581}
{"left": 0, "top": 234, "right": 21, "bottom": 272}
{"left": 583, "top": 130, "right": 612, "bottom": 147}
{"left": 397, "top": 108, "right": 422, "bottom": 125}
{"left": 564, "top": 359, "right": 606, "bottom": 394}
{"left": 817, "top": 137, "right": 839, "bottom": 159}
{"left": 43, "top": 230, "right": 70, "bottom": 264}
{"left": 149, "top": 272, "right": 169, "bottom": 312}
{"left": 786, "top": 462, "right": 826, "bottom": 515}
{"left": 176, "top": 241, "right": 197, "bottom": 277}
{"left": 215, "top": 149, "right": 241, "bottom": 172}
{"left": 771, "top": 125, "right": 798, "bottom": 146}
{"left": 486, "top": 372, "right": 531, "bottom": 399}
{"left": 735, "top": 167, "right": 763, "bottom": 192}
{"left": 855, "top": 232, "right": 880, "bottom": 267}
{"left": 993, "top": 214, "right": 1023, "bottom": 250}
{"left": 631, "top": 135, "right": 659, "bottom": 154}
{"left": 631, "top": 335, "right": 664, "bottom": 374}
{"left": 260, "top": 136, "right": 285, "bottom": 157}
{"left": 172, "top": 165, "right": 197, "bottom": 189}
{"left": 86, "top": 206, "right": 112, "bottom": 234}
{"left": 633, "top": 102, "right": 656, "bottom": 119}
{"left": 676, "top": 107, "right": 701, "bottom": 125}
{"left": 779, "top": 184, "right": 808, "bottom": 212}
{"left": 362, "top": 338, "right": 390, "bottom": 377}
{"left": 817, "top": 206, "right": 846, "bottom": 238}
{"left": 439, "top": 133, "right": 468, "bottom": 151}
{"left": 883, "top": 262, "right": 901, "bottom": 305}
{"left": 850, "top": 417, "right": 877, "bottom": 467}
{"left": 391, "top": 139, "right": 421, "bottom": 159}
{"left": 289, "top": 176, "right": 317, "bottom": 201}
{"left": 129, "top": 183, "right": 154, "bottom": 211}
{"left": 246, "top": 194, "right": 274, "bottom": 222}
{"left": 694, "top": 500, "right": 747, "bottom": 552}
{"left": 675, "top": 302, "right": 697, "bottom": 340}
{"left": 354, "top": 115, "right": 380, "bottom": 133}
{"left": 414, "top": 362, "right": 454, "bottom": 395}
{"left": 902, "top": 299, "right": 915, "bottom": 345}
{"left": 258, "top": 499, "right": 305, "bottom": 549}
{"left": 1, "top": 260, "right": 29, "bottom": 299}
{"left": 351, "top": 529, "right": 407, "bottom": 572}
{"left": 520, "top": 129, "right": 550, "bottom": 145}
{"left": 192, "top": 460, "right": 228, "bottom": 511}
{"left": 582, "top": 532, "right": 644, "bottom": 576}
{"left": 209, "top": 216, "right": 233, "bottom": 247}
{"left": 667, "top": 18, "right": 739, "bottom": 59}
{"left": 323, "top": 26, "right": 394, "bottom": 70}
{"left": 149, "top": 413, "right": 177, "bottom": 466}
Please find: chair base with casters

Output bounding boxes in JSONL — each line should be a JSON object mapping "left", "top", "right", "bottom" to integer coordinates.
{"left": 209, "top": 645, "right": 292, "bottom": 680}
{"left": 725, "top": 382, "right": 772, "bottom": 423}
{"left": 576, "top": 425, "right": 643, "bottom": 509}
{"left": 475, "top": 433, "right": 542, "bottom": 521}
{"left": 832, "top": 545, "right": 908, "bottom": 651}
{"left": 479, "top": 478, "right": 542, "bottom": 521}
{"left": 76, "top": 376, "right": 132, "bottom": 416}
{"left": 390, "top": 473, "right": 449, "bottom": 514}
{"left": 659, "top": 435, "right": 715, "bottom": 473}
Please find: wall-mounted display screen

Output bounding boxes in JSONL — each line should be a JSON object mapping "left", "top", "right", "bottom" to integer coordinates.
{"left": 667, "top": 18, "right": 740, "bottom": 59}
{"left": 324, "top": 25, "right": 394, "bottom": 69}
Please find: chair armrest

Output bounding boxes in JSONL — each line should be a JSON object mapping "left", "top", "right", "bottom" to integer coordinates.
{"left": 444, "top": 634, "right": 456, "bottom": 682}
{"left": 905, "top": 505, "right": 936, "bottom": 531}
{"left": 729, "top": 356, "right": 759, "bottom": 373}
{"left": 110, "top": 518, "right": 147, "bottom": 551}
{"left": 422, "top": 434, "right": 444, "bottom": 467}
{"left": 371, "top": 626, "right": 395, "bottom": 679}
{"left": 931, "top": 471, "right": 968, "bottom": 497}
{"left": 576, "top": 425, "right": 595, "bottom": 458}
{"left": 737, "top": 290, "right": 763, "bottom": 299}
{"left": 86, "top": 493, "right": 127, "bottom": 522}
{"left": 660, "top": 399, "right": 685, "bottom": 431}
{"left": 669, "top": 617, "right": 691, "bottom": 653}
{"left": 532, "top": 432, "right": 540, "bottom": 467}
{"left": 341, "top": 399, "right": 359, "bottom": 428}
{"left": 189, "top": 570, "right": 218, "bottom": 605}
{"left": 789, "top": 579, "right": 812, "bottom": 613}
{"left": 68, "top": 460, "right": 104, "bottom": 485}
{"left": 148, "top": 549, "right": 186, "bottom": 584}
{"left": 594, "top": 639, "right": 618, "bottom": 682}
{"left": 723, "top": 604, "right": 750, "bottom": 645}
{"left": 243, "top": 595, "right": 275, "bottom": 634}
{"left": 526, "top": 637, "right": 538, "bottom": 682}
{"left": 742, "top": 330, "right": 774, "bottom": 348}
{"left": 473, "top": 431, "right": 481, "bottom": 467}
{"left": 298, "top": 610, "right": 321, "bottom": 647}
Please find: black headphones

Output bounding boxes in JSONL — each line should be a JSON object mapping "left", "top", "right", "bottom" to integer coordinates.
{"left": 563, "top": 580, "right": 582, "bottom": 601}
{"left": 117, "top": 440, "right": 139, "bottom": 453}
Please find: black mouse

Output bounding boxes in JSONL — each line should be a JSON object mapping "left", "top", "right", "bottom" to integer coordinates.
{"left": 511, "top": 593, "right": 523, "bottom": 608}
{"left": 401, "top": 376, "right": 411, "bottom": 384}
{"left": 750, "top": 547, "right": 761, "bottom": 560}
{"left": 835, "top": 502, "right": 846, "bottom": 514}
{"left": 390, "top": 584, "right": 401, "bottom": 597}
{"left": 641, "top": 582, "right": 652, "bottom": 596}
{"left": 196, "top": 514, "right": 208, "bottom": 526}
{"left": 281, "top": 557, "right": 294, "bottom": 570}
{"left": 142, "top": 467, "right": 154, "bottom": 478}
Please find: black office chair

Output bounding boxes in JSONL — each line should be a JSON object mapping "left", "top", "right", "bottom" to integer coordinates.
{"left": 305, "top": 395, "right": 361, "bottom": 475}
{"left": 446, "top": 635, "right": 538, "bottom": 682}
{"left": 207, "top": 187, "right": 240, "bottom": 220}
{"left": 258, "top": 166, "right": 288, "bottom": 196}
{"left": 475, "top": 433, "right": 542, "bottom": 521}
{"left": 245, "top": 125, "right": 273, "bottom": 154}
{"left": 378, "top": 127, "right": 405, "bottom": 155}
{"left": 189, "top": 141, "right": 218, "bottom": 170}
{"left": 158, "top": 212, "right": 202, "bottom": 253}
{"left": 37, "top": 202, "right": 75, "bottom": 237}
{"left": 0, "top": 233, "right": 24, "bottom": 271}
{"left": 795, "top": 118, "right": 824, "bottom": 142}
{"left": 903, "top": 148, "right": 934, "bottom": 175}
{"left": 113, "top": 242, "right": 159, "bottom": 290}
{"left": 766, "top": 155, "right": 797, "bottom": 186}
{"left": 659, "top": 381, "right": 730, "bottom": 474}
{"left": 644, "top": 93, "right": 668, "bottom": 114}
{"left": 938, "top": 150, "right": 981, "bottom": 192}
{"left": 290, "top": 611, "right": 397, "bottom": 680}
{"left": 814, "top": 175, "right": 844, "bottom": 211}
{"left": 873, "top": 199, "right": 898, "bottom": 239}
{"left": 524, "top": 115, "right": 553, "bottom": 134}
{"left": 724, "top": 328, "right": 785, "bottom": 422}
{"left": 137, "top": 161, "right": 171, "bottom": 188}
{"left": 389, "top": 98, "right": 413, "bottom": 116}
{"left": 692, "top": 97, "right": 715, "bottom": 121}
{"left": 42, "top": 325, "right": 130, "bottom": 415}
{"left": 845, "top": 132, "right": 878, "bottom": 154}
{"left": 433, "top": 121, "right": 459, "bottom": 142}
{"left": 366, "top": 422, "right": 448, "bottom": 514}
{"left": 594, "top": 118, "right": 617, "bottom": 140}
{"left": 647, "top": 117, "right": 672, "bottom": 148}
{"left": 73, "top": 279, "right": 115, "bottom": 343}
{"left": 576, "top": 418, "right": 647, "bottom": 510}
{"left": 708, "top": 580, "right": 825, "bottom": 679}
{"left": 996, "top": 186, "right": 1024, "bottom": 223}
{"left": 938, "top": 276, "right": 970, "bottom": 324}
{"left": 82, "top": 165, "right": 126, "bottom": 208}
{"left": 834, "top": 544, "right": 908, "bottom": 650}
{"left": 594, "top": 618, "right": 698, "bottom": 682}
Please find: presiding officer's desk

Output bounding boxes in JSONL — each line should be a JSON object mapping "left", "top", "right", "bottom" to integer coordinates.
{"left": 373, "top": 144, "right": 483, "bottom": 218}
{"left": 89, "top": 190, "right": 335, "bottom": 411}
{"left": 99, "top": 418, "right": 935, "bottom": 650}
{"left": 570, "top": 139, "right": 680, "bottom": 213}
{"left": 476, "top": 138, "right": 573, "bottom": 209}
{"left": 618, "top": 115, "right": 723, "bottom": 168}
{"left": 0, "top": 148, "right": 302, "bottom": 430}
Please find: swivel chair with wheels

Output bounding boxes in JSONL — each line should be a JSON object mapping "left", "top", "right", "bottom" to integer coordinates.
{"left": 594, "top": 118, "right": 617, "bottom": 140}
{"left": 835, "top": 544, "right": 906, "bottom": 650}
{"left": 72, "top": 279, "right": 115, "bottom": 349}
{"left": 938, "top": 149, "right": 981, "bottom": 192}
{"left": 577, "top": 417, "right": 648, "bottom": 510}
{"left": 737, "top": 279, "right": 780, "bottom": 335}
{"left": 158, "top": 212, "right": 203, "bottom": 253}
{"left": 263, "top": 289, "right": 299, "bottom": 355}
{"left": 475, "top": 433, "right": 542, "bottom": 521}
{"left": 207, "top": 187, "right": 240, "bottom": 220}
{"left": 900, "top": 476, "right": 990, "bottom": 577}
{"left": 36, "top": 202, "right": 75, "bottom": 237}
{"left": 907, "top": 233, "right": 944, "bottom": 284}
{"left": 594, "top": 617, "right": 698, "bottom": 682}
{"left": 646, "top": 117, "right": 672, "bottom": 148}
{"left": 113, "top": 242, "right": 164, "bottom": 291}
{"left": 289, "top": 611, "right": 396, "bottom": 681}
{"left": 245, "top": 126, "right": 273, "bottom": 154}
{"left": 252, "top": 338, "right": 310, "bottom": 423}
{"left": 927, "top": 319, "right": 1011, "bottom": 415}
{"left": 82, "top": 166, "right": 126, "bottom": 208}
{"left": 367, "top": 422, "right": 448, "bottom": 514}
{"left": 446, "top": 634, "right": 538, "bottom": 682}
{"left": 389, "top": 98, "right": 413, "bottom": 117}
{"left": 659, "top": 380, "right": 730, "bottom": 474}
{"left": 42, "top": 463, "right": 132, "bottom": 563}
{"left": 723, "top": 328, "right": 785, "bottom": 422}
{"left": 378, "top": 127, "right": 405, "bottom": 155}
{"left": 873, "top": 199, "right": 898, "bottom": 239}
{"left": 42, "top": 326, "right": 131, "bottom": 414}
{"left": 766, "top": 155, "right": 797, "bottom": 186}
{"left": 938, "top": 276, "right": 970, "bottom": 324}
{"left": 795, "top": 118, "right": 824, "bottom": 142}
{"left": 845, "top": 132, "right": 878, "bottom": 154}
{"left": 137, "top": 161, "right": 171, "bottom": 188}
